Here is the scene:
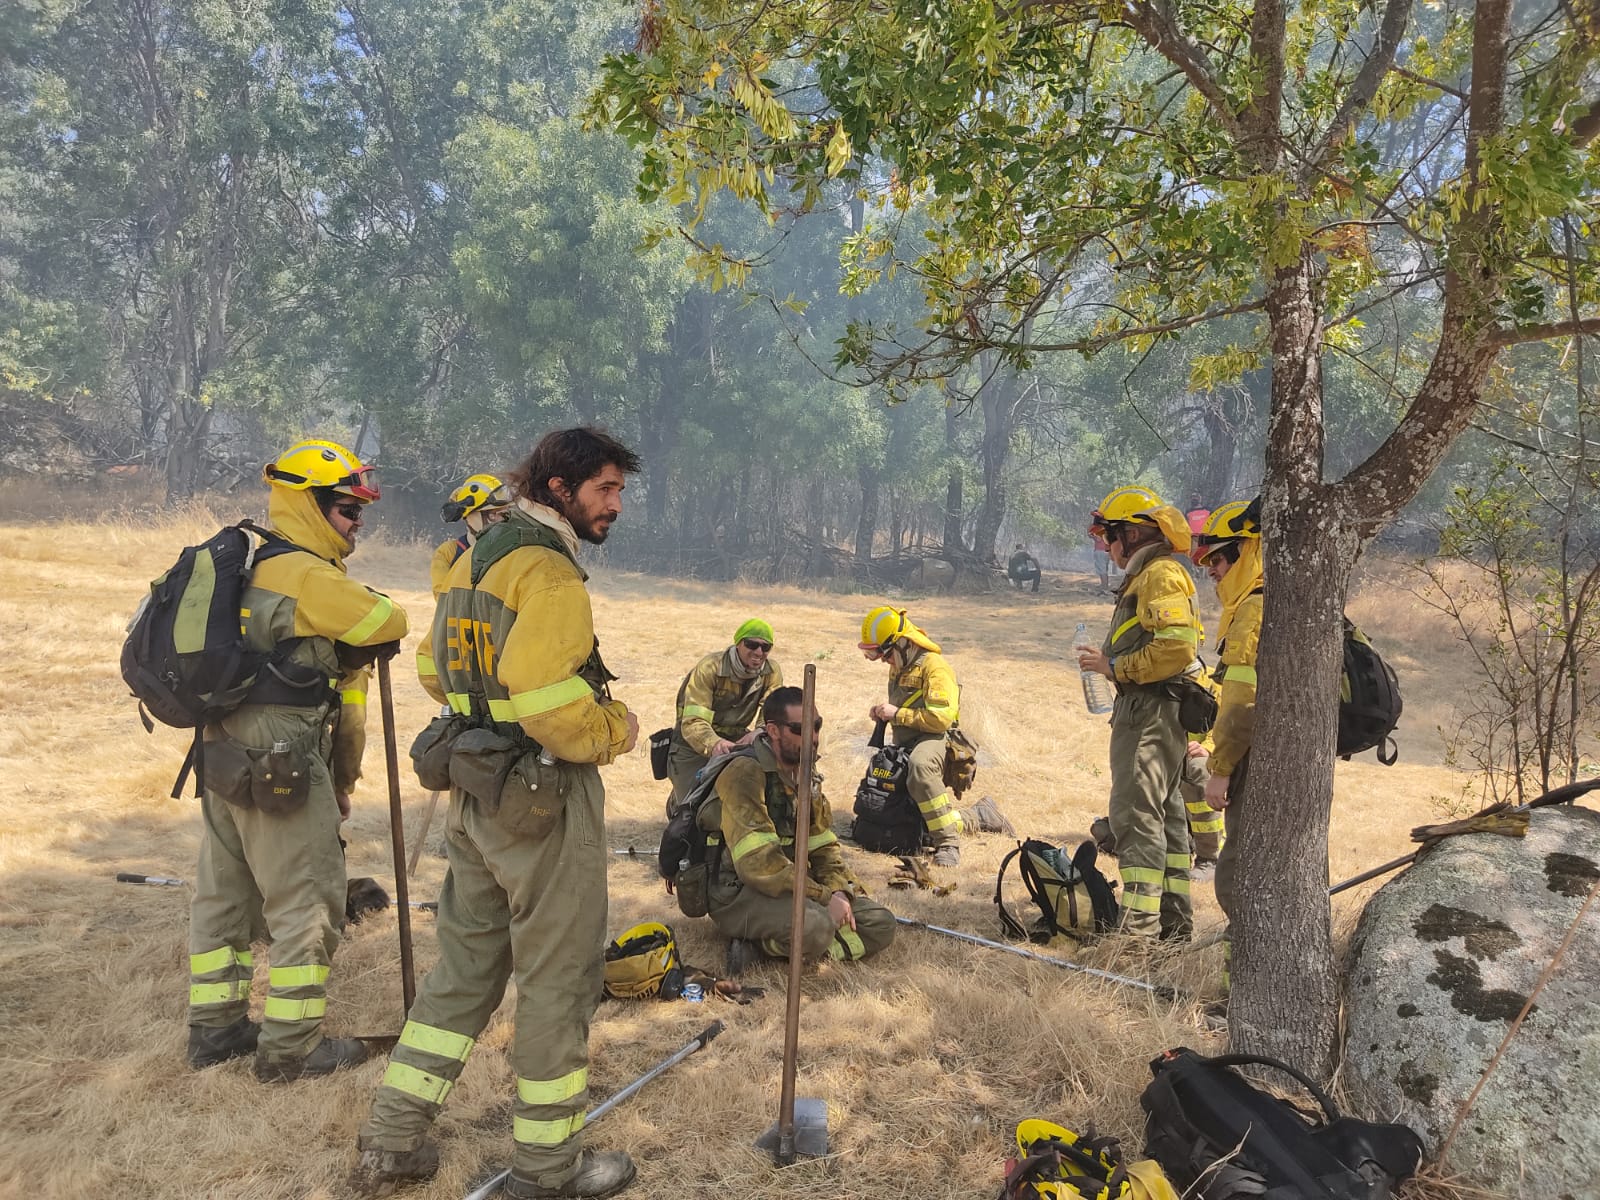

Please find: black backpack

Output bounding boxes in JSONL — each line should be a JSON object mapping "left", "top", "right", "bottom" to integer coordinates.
{"left": 1338, "top": 620, "right": 1401, "bottom": 764}
{"left": 121, "top": 521, "right": 323, "bottom": 796}
{"left": 851, "top": 743, "right": 924, "bottom": 854}
{"left": 658, "top": 748, "right": 754, "bottom": 916}
{"left": 996, "top": 839, "right": 1120, "bottom": 943}
{"left": 1141, "top": 1048, "right": 1424, "bottom": 1200}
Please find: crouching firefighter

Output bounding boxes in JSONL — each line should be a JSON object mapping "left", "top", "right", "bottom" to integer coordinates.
{"left": 187, "top": 439, "right": 409, "bottom": 1081}
{"left": 858, "top": 606, "right": 1011, "bottom": 867}
{"left": 354, "top": 428, "right": 642, "bottom": 1199}
{"left": 1076, "top": 487, "right": 1204, "bottom": 940}
{"left": 693, "top": 687, "right": 896, "bottom": 977}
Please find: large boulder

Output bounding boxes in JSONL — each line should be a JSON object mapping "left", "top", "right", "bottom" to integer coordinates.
{"left": 1343, "top": 805, "right": 1600, "bottom": 1200}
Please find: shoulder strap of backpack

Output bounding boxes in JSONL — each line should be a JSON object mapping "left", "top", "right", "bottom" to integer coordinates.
{"left": 472, "top": 515, "right": 575, "bottom": 584}
{"left": 994, "top": 846, "right": 1033, "bottom": 941}
{"left": 1185, "top": 1050, "right": 1343, "bottom": 1124}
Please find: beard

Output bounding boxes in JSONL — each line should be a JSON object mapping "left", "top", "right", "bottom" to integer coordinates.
{"left": 775, "top": 741, "right": 802, "bottom": 767}
{"left": 562, "top": 499, "right": 616, "bottom": 545}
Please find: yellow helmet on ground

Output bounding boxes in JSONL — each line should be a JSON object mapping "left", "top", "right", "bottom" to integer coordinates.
{"left": 859, "top": 605, "right": 940, "bottom": 654}
{"left": 263, "top": 439, "right": 380, "bottom": 501}
{"left": 1191, "top": 497, "right": 1261, "bottom": 565}
{"left": 442, "top": 473, "right": 511, "bottom": 523}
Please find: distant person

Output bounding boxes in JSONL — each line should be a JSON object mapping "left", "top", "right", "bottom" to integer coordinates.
{"left": 1186, "top": 495, "right": 1211, "bottom": 539}
{"left": 1075, "top": 486, "right": 1201, "bottom": 940}
{"left": 703, "top": 688, "right": 897, "bottom": 975}
{"left": 859, "top": 606, "right": 1012, "bottom": 867}
{"left": 187, "top": 439, "right": 408, "bottom": 1081}
{"left": 665, "top": 619, "right": 783, "bottom": 816}
{"left": 355, "top": 428, "right": 642, "bottom": 1199}
{"left": 1191, "top": 498, "right": 1263, "bottom": 990}
{"left": 429, "top": 473, "right": 513, "bottom": 597}
{"left": 1007, "top": 543, "right": 1043, "bottom": 592}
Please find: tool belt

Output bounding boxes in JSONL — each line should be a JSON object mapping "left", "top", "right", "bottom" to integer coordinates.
{"left": 448, "top": 724, "right": 569, "bottom": 838}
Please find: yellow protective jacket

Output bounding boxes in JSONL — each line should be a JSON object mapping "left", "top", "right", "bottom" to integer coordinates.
{"left": 888, "top": 648, "right": 959, "bottom": 744}
{"left": 417, "top": 504, "right": 630, "bottom": 764}
{"left": 223, "top": 487, "right": 409, "bottom": 791}
{"left": 1104, "top": 544, "right": 1202, "bottom": 687}
{"left": 674, "top": 649, "right": 783, "bottom": 755}
{"left": 429, "top": 535, "right": 469, "bottom": 598}
{"left": 701, "top": 736, "right": 853, "bottom": 902}
{"left": 1209, "top": 539, "right": 1264, "bottom": 777}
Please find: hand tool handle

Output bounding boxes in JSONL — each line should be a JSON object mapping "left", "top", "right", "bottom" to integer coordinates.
{"left": 777, "top": 664, "right": 819, "bottom": 1166}
{"left": 868, "top": 718, "right": 887, "bottom": 749}
{"left": 116, "top": 873, "right": 186, "bottom": 886}
{"left": 378, "top": 657, "right": 416, "bottom": 1014}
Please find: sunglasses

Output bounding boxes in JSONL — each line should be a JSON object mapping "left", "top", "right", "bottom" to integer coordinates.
{"left": 333, "top": 503, "right": 365, "bottom": 521}
{"left": 780, "top": 718, "right": 823, "bottom": 736}
{"left": 741, "top": 639, "right": 773, "bottom": 652}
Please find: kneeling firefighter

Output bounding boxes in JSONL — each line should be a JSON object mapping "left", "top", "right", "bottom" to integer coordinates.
{"left": 1075, "top": 487, "right": 1204, "bottom": 939}
{"left": 858, "top": 607, "right": 1011, "bottom": 866}
{"left": 187, "top": 439, "right": 409, "bottom": 1080}
{"left": 701, "top": 687, "right": 897, "bottom": 975}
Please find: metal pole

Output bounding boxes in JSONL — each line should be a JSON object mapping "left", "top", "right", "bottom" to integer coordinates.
{"left": 776, "top": 664, "right": 819, "bottom": 1166}
{"left": 461, "top": 1021, "right": 725, "bottom": 1200}
{"left": 893, "top": 916, "right": 1179, "bottom": 1002}
{"left": 406, "top": 791, "right": 441, "bottom": 878}
{"left": 378, "top": 657, "right": 416, "bottom": 1014}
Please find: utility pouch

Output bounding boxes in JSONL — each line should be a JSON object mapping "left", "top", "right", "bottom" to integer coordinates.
{"left": 673, "top": 860, "right": 711, "bottom": 919}
{"left": 201, "top": 737, "right": 256, "bottom": 809}
{"left": 410, "top": 714, "right": 468, "bottom": 792}
{"left": 1169, "top": 676, "right": 1218, "bottom": 735}
{"left": 249, "top": 735, "right": 316, "bottom": 815}
{"left": 448, "top": 727, "right": 521, "bottom": 811}
{"left": 495, "top": 751, "right": 568, "bottom": 838}
{"left": 941, "top": 725, "right": 979, "bottom": 800}
{"left": 649, "top": 727, "right": 673, "bottom": 781}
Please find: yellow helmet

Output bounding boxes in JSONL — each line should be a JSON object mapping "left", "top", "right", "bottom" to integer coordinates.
{"left": 442, "top": 473, "right": 511, "bottom": 523}
{"left": 1088, "top": 485, "right": 1164, "bottom": 538}
{"left": 1191, "top": 497, "right": 1261, "bottom": 565}
{"left": 263, "top": 439, "right": 379, "bottom": 501}
{"left": 859, "top": 605, "right": 940, "bottom": 654}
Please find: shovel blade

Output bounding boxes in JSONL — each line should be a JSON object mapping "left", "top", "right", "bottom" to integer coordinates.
{"left": 754, "top": 1096, "right": 829, "bottom": 1163}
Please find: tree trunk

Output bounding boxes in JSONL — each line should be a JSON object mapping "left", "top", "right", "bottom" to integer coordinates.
{"left": 943, "top": 404, "right": 964, "bottom": 552}
{"left": 973, "top": 364, "right": 1026, "bottom": 563}
{"left": 855, "top": 465, "right": 880, "bottom": 566}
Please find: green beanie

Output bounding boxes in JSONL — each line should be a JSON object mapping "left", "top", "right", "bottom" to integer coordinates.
{"left": 734, "top": 618, "right": 775, "bottom": 646}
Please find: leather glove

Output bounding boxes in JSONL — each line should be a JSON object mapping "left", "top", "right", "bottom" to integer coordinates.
{"left": 336, "top": 639, "right": 402, "bottom": 670}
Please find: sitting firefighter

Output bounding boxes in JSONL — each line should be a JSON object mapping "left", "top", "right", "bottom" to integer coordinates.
{"left": 700, "top": 687, "right": 897, "bottom": 976}
{"left": 858, "top": 606, "right": 1012, "bottom": 866}
{"left": 664, "top": 619, "right": 784, "bottom": 816}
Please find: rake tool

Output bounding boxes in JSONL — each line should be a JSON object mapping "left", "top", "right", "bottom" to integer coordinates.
{"left": 462, "top": 1021, "right": 726, "bottom": 1200}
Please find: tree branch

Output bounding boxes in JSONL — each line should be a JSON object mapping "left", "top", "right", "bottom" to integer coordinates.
{"left": 1122, "top": 0, "right": 1246, "bottom": 142}
{"left": 1303, "top": 0, "right": 1414, "bottom": 175}
{"left": 1489, "top": 316, "right": 1600, "bottom": 347}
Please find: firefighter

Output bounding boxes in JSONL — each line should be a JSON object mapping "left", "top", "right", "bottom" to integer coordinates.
{"left": 355, "top": 428, "right": 642, "bottom": 1199}
{"left": 664, "top": 619, "right": 784, "bottom": 815}
{"left": 859, "top": 606, "right": 1011, "bottom": 867}
{"left": 1191, "top": 499, "right": 1263, "bottom": 962}
{"left": 187, "top": 438, "right": 409, "bottom": 1081}
{"left": 706, "top": 687, "right": 897, "bottom": 975}
{"left": 429, "top": 473, "right": 514, "bottom": 597}
{"left": 1075, "top": 487, "right": 1202, "bottom": 939}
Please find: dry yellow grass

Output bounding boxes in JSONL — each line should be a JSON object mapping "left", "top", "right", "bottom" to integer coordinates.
{"left": 0, "top": 511, "right": 1478, "bottom": 1198}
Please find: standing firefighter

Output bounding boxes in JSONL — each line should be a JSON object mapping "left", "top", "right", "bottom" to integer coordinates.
{"left": 665, "top": 619, "right": 783, "bottom": 815}
{"left": 1075, "top": 487, "right": 1202, "bottom": 939}
{"left": 1192, "top": 499, "right": 1263, "bottom": 985}
{"left": 705, "top": 687, "right": 897, "bottom": 975}
{"left": 354, "top": 428, "right": 641, "bottom": 1199}
{"left": 859, "top": 606, "right": 1011, "bottom": 867}
{"left": 429, "top": 472, "right": 514, "bottom": 597}
{"left": 187, "top": 439, "right": 409, "bottom": 1080}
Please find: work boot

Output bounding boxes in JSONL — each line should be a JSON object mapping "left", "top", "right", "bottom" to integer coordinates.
{"left": 725, "top": 937, "right": 758, "bottom": 978}
{"left": 254, "top": 1035, "right": 371, "bottom": 1083}
{"left": 504, "top": 1149, "right": 637, "bottom": 1199}
{"left": 960, "top": 796, "right": 1015, "bottom": 837}
{"left": 1191, "top": 858, "right": 1218, "bottom": 879}
{"left": 187, "top": 1016, "right": 259, "bottom": 1069}
{"left": 930, "top": 843, "right": 960, "bottom": 868}
{"left": 350, "top": 1140, "right": 440, "bottom": 1196}
{"left": 1090, "top": 816, "right": 1117, "bottom": 858}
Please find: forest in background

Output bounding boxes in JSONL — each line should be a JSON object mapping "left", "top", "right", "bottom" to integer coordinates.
{"left": 4, "top": 0, "right": 1584, "bottom": 584}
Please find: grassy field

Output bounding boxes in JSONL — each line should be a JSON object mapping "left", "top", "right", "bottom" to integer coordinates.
{"left": 0, "top": 509, "right": 1483, "bottom": 1199}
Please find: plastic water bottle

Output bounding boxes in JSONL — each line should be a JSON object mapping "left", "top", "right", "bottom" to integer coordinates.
{"left": 681, "top": 982, "right": 703, "bottom": 1003}
{"left": 1075, "top": 622, "right": 1114, "bottom": 715}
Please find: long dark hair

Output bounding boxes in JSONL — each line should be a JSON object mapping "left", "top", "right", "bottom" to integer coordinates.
{"left": 507, "top": 427, "right": 641, "bottom": 508}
